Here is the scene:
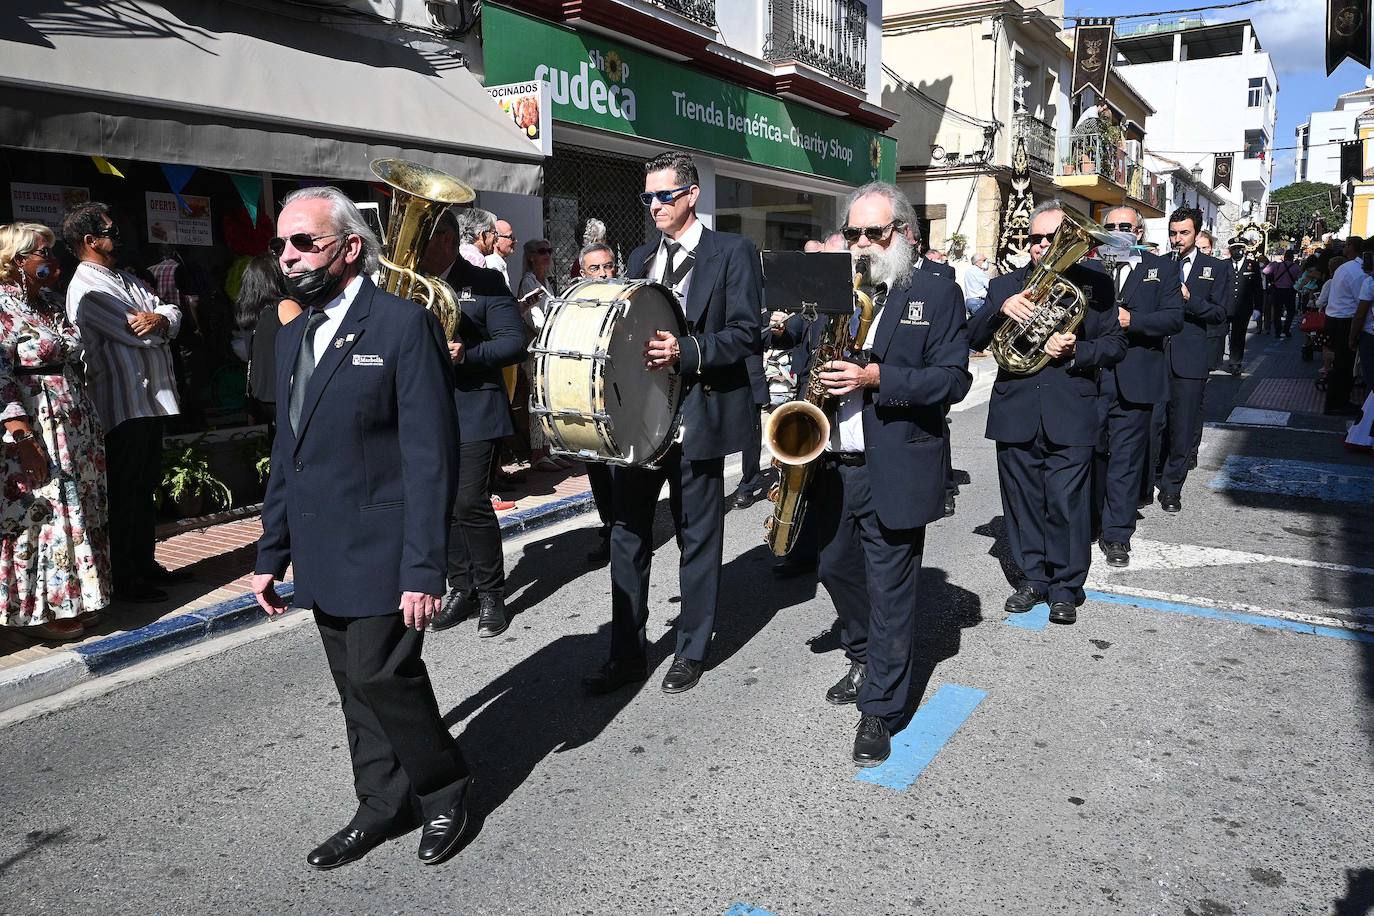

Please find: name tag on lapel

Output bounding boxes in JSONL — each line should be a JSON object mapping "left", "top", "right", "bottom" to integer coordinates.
{"left": 352, "top": 354, "right": 384, "bottom": 366}
{"left": 1200, "top": 266, "right": 1213, "bottom": 280}
{"left": 900, "top": 301, "right": 928, "bottom": 326}
{"left": 1144, "top": 268, "right": 1160, "bottom": 282}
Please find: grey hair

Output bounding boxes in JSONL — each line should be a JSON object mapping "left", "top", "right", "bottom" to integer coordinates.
{"left": 1103, "top": 204, "right": 1145, "bottom": 227}
{"left": 457, "top": 207, "right": 496, "bottom": 244}
{"left": 844, "top": 181, "right": 918, "bottom": 237}
{"left": 579, "top": 242, "right": 613, "bottom": 266}
{"left": 1029, "top": 198, "right": 1065, "bottom": 222}
{"left": 281, "top": 186, "right": 382, "bottom": 274}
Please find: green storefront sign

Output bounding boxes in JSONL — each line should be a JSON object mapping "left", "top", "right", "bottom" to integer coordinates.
{"left": 483, "top": 5, "right": 896, "bottom": 186}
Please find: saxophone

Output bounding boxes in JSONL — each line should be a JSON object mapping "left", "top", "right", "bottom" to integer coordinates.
{"left": 762, "top": 256, "right": 877, "bottom": 556}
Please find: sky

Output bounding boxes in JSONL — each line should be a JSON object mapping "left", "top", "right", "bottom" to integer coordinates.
{"left": 1070, "top": 0, "right": 1374, "bottom": 189}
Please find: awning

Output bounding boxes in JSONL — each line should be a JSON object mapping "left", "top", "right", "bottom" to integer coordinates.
{"left": 0, "top": 0, "right": 543, "bottom": 194}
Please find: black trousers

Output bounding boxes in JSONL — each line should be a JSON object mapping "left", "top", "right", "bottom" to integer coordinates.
{"left": 1326, "top": 317, "right": 1358, "bottom": 411}
{"left": 738, "top": 406, "right": 764, "bottom": 491}
{"left": 1270, "top": 288, "right": 1296, "bottom": 337}
{"left": 104, "top": 416, "right": 163, "bottom": 587}
{"left": 446, "top": 439, "right": 504, "bottom": 596}
{"left": 997, "top": 428, "right": 1093, "bottom": 606}
{"left": 609, "top": 446, "right": 724, "bottom": 663}
{"left": 814, "top": 460, "right": 925, "bottom": 727}
{"left": 315, "top": 610, "right": 469, "bottom": 832}
{"left": 585, "top": 461, "right": 614, "bottom": 533}
{"left": 1095, "top": 371, "right": 1155, "bottom": 545}
{"left": 1159, "top": 373, "right": 1206, "bottom": 498}
{"left": 1141, "top": 401, "right": 1166, "bottom": 504}
{"left": 1226, "top": 310, "right": 1249, "bottom": 366}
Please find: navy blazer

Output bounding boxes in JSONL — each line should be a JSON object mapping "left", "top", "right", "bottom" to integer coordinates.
{"left": 627, "top": 226, "right": 763, "bottom": 460}
{"left": 969, "top": 263, "right": 1126, "bottom": 447}
{"left": 1109, "top": 250, "right": 1185, "bottom": 405}
{"left": 796, "top": 269, "right": 972, "bottom": 530}
{"left": 917, "top": 258, "right": 956, "bottom": 283}
{"left": 1203, "top": 257, "right": 1235, "bottom": 341}
{"left": 1168, "top": 251, "right": 1230, "bottom": 379}
{"left": 1220, "top": 255, "right": 1263, "bottom": 321}
{"left": 255, "top": 278, "right": 459, "bottom": 617}
{"left": 445, "top": 259, "right": 525, "bottom": 443}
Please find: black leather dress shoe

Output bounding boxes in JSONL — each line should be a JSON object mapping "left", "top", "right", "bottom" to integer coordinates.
{"left": 475, "top": 593, "right": 508, "bottom": 638}
{"left": 661, "top": 656, "right": 703, "bottom": 694}
{"left": 430, "top": 588, "right": 475, "bottom": 632}
{"left": 825, "top": 661, "right": 866, "bottom": 705}
{"left": 1048, "top": 601, "right": 1077, "bottom": 625}
{"left": 943, "top": 492, "right": 956, "bottom": 517}
{"left": 1004, "top": 583, "right": 1045, "bottom": 614}
{"left": 771, "top": 556, "right": 817, "bottom": 579}
{"left": 417, "top": 781, "right": 472, "bottom": 865}
{"left": 732, "top": 486, "right": 762, "bottom": 510}
{"left": 1159, "top": 493, "right": 1182, "bottom": 514}
{"left": 852, "top": 714, "right": 890, "bottom": 767}
{"left": 307, "top": 826, "right": 385, "bottom": 870}
{"left": 1099, "top": 538, "right": 1130, "bottom": 568}
{"left": 583, "top": 658, "right": 649, "bottom": 694}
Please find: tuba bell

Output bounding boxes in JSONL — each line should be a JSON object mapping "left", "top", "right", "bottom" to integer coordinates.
{"left": 369, "top": 158, "right": 474, "bottom": 339}
{"left": 990, "top": 205, "right": 1119, "bottom": 376}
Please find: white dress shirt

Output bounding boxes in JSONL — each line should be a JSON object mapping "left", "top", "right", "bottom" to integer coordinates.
{"left": 651, "top": 218, "right": 704, "bottom": 302}
{"left": 1179, "top": 251, "right": 1194, "bottom": 283}
{"left": 311, "top": 275, "right": 364, "bottom": 364}
{"left": 1325, "top": 258, "right": 1366, "bottom": 319}
{"left": 831, "top": 286, "right": 890, "bottom": 454}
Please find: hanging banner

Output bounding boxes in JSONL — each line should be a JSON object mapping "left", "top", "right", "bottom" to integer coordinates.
{"left": 229, "top": 174, "right": 262, "bottom": 225}
{"left": 1212, "top": 152, "right": 1233, "bottom": 191}
{"left": 486, "top": 81, "right": 553, "bottom": 157}
{"left": 1071, "top": 18, "right": 1115, "bottom": 98}
{"left": 146, "top": 192, "right": 212, "bottom": 246}
{"left": 1341, "top": 139, "right": 1364, "bottom": 183}
{"left": 1327, "top": 0, "right": 1371, "bottom": 76}
{"left": 10, "top": 183, "right": 89, "bottom": 230}
{"left": 1330, "top": 186, "right": 1344, "bottom": 210}
{"left": 91, "top": 156, "right": 125, "bottom": 179}
{"left": 1265, "top": 204, "right": 1280, "bottom": 226}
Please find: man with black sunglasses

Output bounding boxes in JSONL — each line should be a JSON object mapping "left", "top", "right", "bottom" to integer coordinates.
{"left": 969, "top": 199, "right": 1124, "bottom": 626}
{"left": 583, "top": 150, "right": 762, "bottom": 698}
{"left": 1092, "top": 206, "right": 1184, "bottom": 569}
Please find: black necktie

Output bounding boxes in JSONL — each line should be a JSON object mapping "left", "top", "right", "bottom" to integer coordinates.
{"left": 663, "top": 240, "right": 694, "bottom": 288}
{"left": 664, "top": 240, "right": 680, "bottom": 279}
{"left": 288, "top": 309, "right": 329, "bottom": 433}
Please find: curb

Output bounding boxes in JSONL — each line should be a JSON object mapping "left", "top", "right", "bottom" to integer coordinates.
{"left": 1, "top": 489, "right": 598, "bottom": 717}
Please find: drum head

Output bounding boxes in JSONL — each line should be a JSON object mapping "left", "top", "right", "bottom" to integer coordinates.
{"left": 601, "top": 281, "right": 685, "bottom": 464}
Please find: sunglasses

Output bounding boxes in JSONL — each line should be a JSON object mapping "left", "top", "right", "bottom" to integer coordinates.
{"left": 640, "top": 185, "right": 693, "bottom": 207}
{"left": 533, "top": 247, "right": 553, "bottom": 255}
{"left": 496, "top": 233, "right": 516, "bottom": 241}
{"left": 1101, "top": 223, "right": 1137, "bottom": 233}
{"left": 267, "top": 232, "right": 340, "bottom": 256}
{"left": 92, "top": 224, "right": 120, "bottom": 240}
{"left": 840, "top": 220, "right": 905, "bottom": 243}
{"left": 23, "top": 246, "right": 54, "bottom": 260}
{"left": 1027, "top": 231, "right": 1057, "bottom": 245}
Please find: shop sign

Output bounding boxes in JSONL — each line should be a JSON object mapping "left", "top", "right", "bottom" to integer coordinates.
{"left": 146, "top": 192, "right": 212, "bottom": 246}
{"left": 484, "top": 5, "right": 896, "bottom": 186}
{"left": 487, "top": 81, "right": 553, "bottom": 157}
{"left": 10, "top": 182, "right": 90, "bottom": 230}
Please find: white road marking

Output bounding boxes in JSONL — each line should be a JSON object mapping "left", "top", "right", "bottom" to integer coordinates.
{"left": 1090, "top": 537, "right": 1374, "bottom": 577}
{"left": 1227, "top": 407, "right": 1290, "bottom": 425}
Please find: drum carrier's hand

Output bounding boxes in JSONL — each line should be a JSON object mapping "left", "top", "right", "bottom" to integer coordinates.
{"left": 644, "top": 330, "right": 680, "bottom": 370}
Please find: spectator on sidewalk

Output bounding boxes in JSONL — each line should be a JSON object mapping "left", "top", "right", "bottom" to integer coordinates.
{"left": 0, "top": 222, "right": 112, "bottom": 641}
{"left": 63, "top": 203, "right": 188, "bottom": 603}
{"left": 1322, "top": 238, "right": 1369, "bottom": 415}
{"left": 578, "top": 242, "right": 618, "bottom": 565}
{"left": 962, "top": 253, "right": 991, "bottom": 317}
{"left": 1262, "top": 249, "right": 1302, "bottom": 340}
{"left": 487, "top": 219, "right": 517, "bottom": 293}
{"left": 1349, "top": 261, "right": 1374, "bottom": 405}
{"left": 516, "top": 238, "right": 570, "bottom": 471}
{"left": 1314, "top": 256, "right": 1345, "bottom": 390}
{"left": 235, "top": 254, "right": 302, "bottom": 440}
{"left": 457, "top": 208, "right": 498, "bottom": 269}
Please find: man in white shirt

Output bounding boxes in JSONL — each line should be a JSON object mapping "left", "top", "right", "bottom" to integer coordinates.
{"left": 1323, "top": 237, "right": 1366, "bottom": 415}
{"left": 485, "top": 219, "right": 516, "bottom": 292}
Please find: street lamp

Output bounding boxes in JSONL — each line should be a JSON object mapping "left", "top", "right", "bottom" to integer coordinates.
{"left": 1190, "top": 163, "right": 1203, "bottom": 206}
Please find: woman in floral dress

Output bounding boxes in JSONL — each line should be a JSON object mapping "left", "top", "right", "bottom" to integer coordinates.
{"left": 0, "top": 222, "right": 111, "bottom": 641}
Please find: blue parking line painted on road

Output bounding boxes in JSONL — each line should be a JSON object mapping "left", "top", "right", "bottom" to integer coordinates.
{"left": 1208, "top": 455, "right": 1374, "bottom": 504}
{"left": 1004, "top": 602, "right": 1050, "bottom": 631}
{"left": 724, "top": 905, "right": 778, "bottom": 916}
{"left": 855, "top": 684, "right": 988, "bottom": 791}
{"left": 1085, "top": 590, "right": 1374, "bottom": 644}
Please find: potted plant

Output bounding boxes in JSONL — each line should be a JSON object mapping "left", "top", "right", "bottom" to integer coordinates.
{"left": 161, "top": 437, "right": 233, "bottom": 518}
{"left": 948, "top": 233, "right": 968, "bottom": 260}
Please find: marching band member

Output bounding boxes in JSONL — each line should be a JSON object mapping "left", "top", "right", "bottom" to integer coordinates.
{"left": 968, "top": 200, "right": 1124, "bottom": 625}
{"left": 802, "top": 182, "right": 970, "bottom": 766}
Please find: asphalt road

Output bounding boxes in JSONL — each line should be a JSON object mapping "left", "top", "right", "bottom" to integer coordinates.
{"left": 3, "top": 336, "right": 1372, "bottom": 916}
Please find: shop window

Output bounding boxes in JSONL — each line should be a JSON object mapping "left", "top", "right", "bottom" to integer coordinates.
{"left": 715, "top": 176, "right": 839, "bottom": 253}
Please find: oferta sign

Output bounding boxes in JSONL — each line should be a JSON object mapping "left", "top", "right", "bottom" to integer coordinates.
{"left": 483, "top": 5, "right": 896, "bottom": 186}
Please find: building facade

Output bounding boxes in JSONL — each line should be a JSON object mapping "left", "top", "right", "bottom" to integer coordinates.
{"left": 1295, "top": 78, "right": 1374, "bottom": 187}
{"left": 1113, "top": 18, "right": 1278, "bottom": 245}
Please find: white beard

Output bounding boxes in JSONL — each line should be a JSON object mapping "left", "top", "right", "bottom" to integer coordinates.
{"left": 861, "top": 234, "right": 914, "bottom": 288}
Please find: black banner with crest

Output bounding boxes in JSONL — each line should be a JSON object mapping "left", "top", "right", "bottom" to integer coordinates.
{"left": 1212, "top": 153, "right": 1234, "bottom": 191}
{"left": 1328, "top": 0, "right": 1371, "bottom": 76}
{"left": 1072, "top": 18, "right": 1115, "bottom": 98}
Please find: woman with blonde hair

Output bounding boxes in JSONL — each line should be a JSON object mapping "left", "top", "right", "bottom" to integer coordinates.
{"left": 0, "top": 222, "right": 111, "bottom": 640}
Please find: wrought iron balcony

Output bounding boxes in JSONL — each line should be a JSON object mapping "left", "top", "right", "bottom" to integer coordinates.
{"left": 1055, "top": 128, "right": 1167, "bottom": 215}
{"left": 764, "top": 0, "right": 869, "bottom": 91}
{"left": 1013, "top": 111, "right": 1056, "bottom": 175}
{"left": 644, "top": 0, "right": 716, "bottom": 26}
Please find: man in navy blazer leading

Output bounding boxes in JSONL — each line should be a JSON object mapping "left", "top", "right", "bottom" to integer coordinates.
{"left": 252, "top": 187, "right": 472, "bottom": 871}
{"left": 1157, "top": 207, "right": 1228, "bottom": 514}
{"left": 969, "top": 200, "right": 1126, "bottom": 626}
{"left": 1093, "top": 205, "right": 1184, "bottom": 568}
{"left": 583, "top": 151, "right": 763, "bottom": 697}
{"left": 802, "top": 182, "right": 971, "bottom": 766}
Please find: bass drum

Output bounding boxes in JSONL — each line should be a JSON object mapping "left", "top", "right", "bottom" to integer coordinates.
{"left": 530, "top": 279, "right": 688, "bottom": 468}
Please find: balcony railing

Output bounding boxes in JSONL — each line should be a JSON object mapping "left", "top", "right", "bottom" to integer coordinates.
{"left": 764, "top": 0, "right": 869, "bottom": 90}
{"left": 1057, "top": 130, "right": 1166, "bottom": 210}
{"left": 1013, "top": 111, "right": 1056, "bottom": 175}
{"left": 644, "top": 0, "right": 716, "bottom": 26}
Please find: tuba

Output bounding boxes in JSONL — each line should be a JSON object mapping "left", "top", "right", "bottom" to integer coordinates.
{"left": 990, "top": 205, "right": 1119, "bottom": 376}
{"left": 762, "top": 256, "right": 877, "bottom": 557}
{"left": 369, "top": 158, "right": 474, "bottom": 339}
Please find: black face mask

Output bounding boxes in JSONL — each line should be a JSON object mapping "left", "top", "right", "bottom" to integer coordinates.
{"left": 284, "top": 239, "right": 348, "bottom": 308}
